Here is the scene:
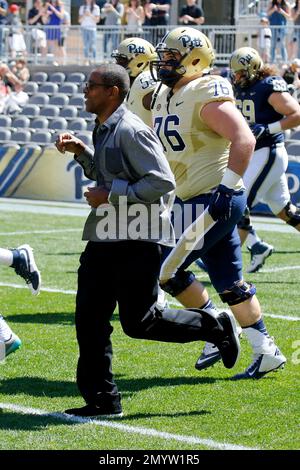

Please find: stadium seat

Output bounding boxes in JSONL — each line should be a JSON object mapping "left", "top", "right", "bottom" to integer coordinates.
{"left": 40, "top": 105, "right": 60, "bottom": 118}
{"left": 69, "top": 95, "right": 85, "bottom": 109}
{"left": 69, "top": 118, "right": 87, "bottom": 131}
{"left": 31, "top": 130, "right": 52, "bottom": 145}
{"left": 10, "top": 129, "right": 31, "bottom": 144}
{"left": 24, "top": 81, "right": 39, "bottom": 95}
{"left": 2, "top": 142, "right": 20, "bottom": 149}
{"left": 49, "top": 94, "right": 69, "bottom": 107}
{"left": 78, "top": 109, "right": 95, "bottom": 121}
{"left": 39, "top": 83, "right": 59, "bottom": 95}
{"left": 29, "top": 93, "right": 50, "bottom": 106}
{"left": 290, "top": 130, "right": 300, "bottom": 140}
{"left": 12, "top": 116, "right": 30, "bottom": 128}
{"left": 0, "top": 129, "right": 12, "bottom": 143}
{"left": 49, "top": 72, "right": 66, "bottom": 84}
{"left": 60, "top": 106, "right": 78, "bottom": 119}
{"left": 59, "top": 82, "right": 79, "bottom": 96}
{"left": 287, "top": 143, "right": 300, "bottom": 156}
{"left": 20, "top": 104, "right": 40, "bottom": 118}
{"left": 67, "top": 72, "right": 86, "bottom": 85}
{"left": 0, "top": 115, "right": 12, "bottom": 128}
{"left": 48, "top": 117, "right": 68, "bottom": 131}
{"left": 31, "top": 71, "right": 48, "bottom": 84}
{"left": 87, "top": 121, "right": 95, "bottom": 131}
{"left": 76, "top": 131, "right": 93, "bottom": 146}
{"left": 30, "top": 117, "right": 49, "bottom": 130}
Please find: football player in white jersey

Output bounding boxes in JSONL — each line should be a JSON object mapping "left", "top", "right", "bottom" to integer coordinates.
{"left": 230, "top": 47, "right": 300, "bottom": 273}
{"left": 151, "top": 27, "right": 286, "bottom": 379}
{"left": 112, "top": 37, "right": 157, "bottom": 127}
{"left": 0, "top": 245, "right": 41, "bottom": 360}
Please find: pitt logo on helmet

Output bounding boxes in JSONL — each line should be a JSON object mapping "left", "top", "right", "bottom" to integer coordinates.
{"left": 238, "top": 54, "right": 254, "bottom": 67}
{"left": 179, "top": 34, "right": 203, "bottom": 49}
{"left": 127, "top": 44, "right": 146, "bottom": 54}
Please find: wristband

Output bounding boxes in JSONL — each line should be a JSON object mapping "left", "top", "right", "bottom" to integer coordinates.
{"left": 221, "top": 168, "right": 245, "bottom": 191}
{"left": 268, "top": 121, "right": 282, "bottom": 134}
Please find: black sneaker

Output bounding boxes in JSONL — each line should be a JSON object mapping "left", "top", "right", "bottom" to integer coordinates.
{"left": 64, "top": 393, "right": 123, "bottom": 418}
{"left": 214, "top": 311, "right": 240, "bottom": 369}
{"left": 11, "top": 244, "right": 41, "bottom": 295}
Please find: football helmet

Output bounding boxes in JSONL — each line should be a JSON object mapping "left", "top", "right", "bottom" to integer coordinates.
{"left": 230, "top": 47, "right": 263, "bottom": 87}
{"left": 151, "top": 27, "right": 215, "bottom": 87}
{"left": 111, "top": 38, "right": 156, "bottom": 78}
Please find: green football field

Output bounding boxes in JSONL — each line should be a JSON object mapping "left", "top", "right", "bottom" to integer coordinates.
{"left": 0, "top": 200, "right": 299, "bottom": 451}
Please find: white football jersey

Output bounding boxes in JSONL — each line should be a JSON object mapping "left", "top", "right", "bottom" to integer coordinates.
{"left": 152, "top": 74, "right": 235, "bottom": 200}
{"left": 126, "top": 70, "right": 157, "bottom": 127}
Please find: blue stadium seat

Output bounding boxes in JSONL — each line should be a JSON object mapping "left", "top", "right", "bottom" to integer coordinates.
{"left": 60, "top": 106, "right": 78, "bottom": 119}
{"left": 0, "top": 115, "right": 12, "bottom": 128}
{"left": 10, "top": 129, "right": 31, "bottom": 144}
{"left": 49, "top": 72, "right": 66, "bottom": 84}
{"left": 49, "top": 94, "right": 69, "bottom": 107}
{"left": 48, "top": 117, "right": 68, "bottom": 131}
{"left": 69, "top": 95, "right": 85, "bottom": 109}
{"left": 0, "top": 129, "right": 12, "bottom": 143}
{"left": 30, "top": 117, "right": 49, "bottom": 129}
{"left": 66, "top": 72, "right": 86, "bottom": 85}
{"left": 69, "top": 118, "right": 87, "bottom": 131}
{"left": 24, "top": 81, "right": 39, "bottom": 95}
{"left": 287, "top": 143, "right": 300, "bottom": 156}
{"left": 31, "top": 130, "right": 52, "bottom": 145}
{"left": 29, "top": 93, "right": 50, "bottom": 106}
{"left": 40, "top": 105, "right": 60, "bottom": 118}
{"left": 75, "top": 131, "right": 93, "bottom": 147}
{"left": 20, "top": 104, "right": 40, "bottom": 118}
{"left": 39, "top": 83, "right": 59, "bottom": 95}
{"left": 78, "top": 109, "right": 95, "bottom": 121}
{"left": 12, "top": 116, "right": 30, "bottom": 129}
{"left": 31, "top": 71, "right": 48, "bottom": 84}
{"left": 59, "top": 82, "right": 79, "bottom": 96}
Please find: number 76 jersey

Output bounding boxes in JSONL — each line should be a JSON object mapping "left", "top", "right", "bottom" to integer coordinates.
{"left": 152, "top": 75, "right": 235, "bottom": 201}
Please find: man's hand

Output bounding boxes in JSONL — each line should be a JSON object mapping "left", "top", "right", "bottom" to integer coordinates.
{"left": 249, "top": 123, "right": 269, "bottom": 140}
{"left": 84, "top": 186, "right": 109, "bottom": 208}
{"left": 208, "top": 184, "right": 236, "bottom": 222}
{"left": 55, "top": 133, "right": 86, "bottom": 156}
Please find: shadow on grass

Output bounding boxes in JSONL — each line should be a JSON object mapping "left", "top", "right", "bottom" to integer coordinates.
{"left": 4, "top": 312, "right": 120, "bottom": 325}
{"left": 0, "top": 375, "right": 217, "bottom": 400}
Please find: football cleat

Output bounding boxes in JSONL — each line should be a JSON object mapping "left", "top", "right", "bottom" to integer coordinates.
{"left": 246, "top": 241, "right": 274, "bottom": 273}
{"left": 12, "top": 244, "right": 41, "bottom": 295}
{"left": 195, "top": 342, "right": 221, "bottom": 370}
{"left": 213, "top": 311, "right": 240, "bottom": 369}
{"left": 232, "top": 348, "right": 286, "bottom": 380}
{"left": 0, "top": 315, "right": 21, "bottom": 360}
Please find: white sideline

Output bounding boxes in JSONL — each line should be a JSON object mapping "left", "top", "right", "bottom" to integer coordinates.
{"left": 0, "top": 229, "right": 81, "bottom": 235}
{"left": 0, "top": 402, "right": 256, "bottom": 451}
{"left": 0, "top": 281, "right": 299, "bottom": 321}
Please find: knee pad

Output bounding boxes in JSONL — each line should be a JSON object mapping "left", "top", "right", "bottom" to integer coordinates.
{"left": 284, "top": 201, "right": 300, "bottom": 227}
{"left": 219, "top": 281, "right": 256, "bottom": 306}
{"left": 237, "top": 206, "right": 253, "bottom": 232}
{"left": 159, "top": 270, "right": 195, "bottom": 297}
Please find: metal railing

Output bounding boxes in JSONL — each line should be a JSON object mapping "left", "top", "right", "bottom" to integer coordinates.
{"left": 239, "top": 0, "right": 270, "bottom": 17}
{"left": 0, "top": 23, "right": 300, "bottom": 67}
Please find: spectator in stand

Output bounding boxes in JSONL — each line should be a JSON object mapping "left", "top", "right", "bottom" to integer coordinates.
{"left": 282, "top": 57, "right": 300, "bottom": 94}
{"left": 28, "top": 0, "right": 48, "bottom": 62}
{"left": 0, "top": 1, "right": 8, "bottom": 60}
{"left": 124, "top": 0, "right": 145, "bottom": 36}
{"left": 267, "top": 0, "right": 291, "bottom": 64}
{"left": 0, "top": 62, "right": 28, "bottom": 113}
{"left": 79, "top": 0, "right": 100, "bottom": 66}
{"left": 179, "top": 0, "right": 205, "bottom": 26}
{"left": 59, "top": 8, "right": 70, "bottom": 65}
{"left": 6, "top": 4, "right": 27, "bottom": 59}
{"left": 11, "top": 57, "right": 30, "bottom": 84}
{"left": 258, "top": 16, "right": 272, "bottom": 63}
{"left": 45, "top": 0, "right": 65, "bottom": 65}
{"left": 101, "top": 0, "right": 124, "bottom": 59}
{"left": 288, "top": 0, "right": 300, "bottom": 60}
{"left": 144, "top": 0, "right": 170, "bottom": 44}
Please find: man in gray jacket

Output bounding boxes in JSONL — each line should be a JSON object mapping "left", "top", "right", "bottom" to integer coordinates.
{"left": 56, "top": 63, "right": 240, "bottom": 418}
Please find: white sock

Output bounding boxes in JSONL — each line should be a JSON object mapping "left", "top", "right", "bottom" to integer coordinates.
{"left": 0, "top": 248, "right": 14, "bottom": 266}
{"left": 243, "top": 326, "right": 276, "bottom": 355}
{"left": 157, "top": 286, "right": 168, "bottom": 310}
{"left": 0, "top": 315, "right": 13, "bottom": 342}
{"left": 246, "top": 230, "right": 261, "bottom": 248}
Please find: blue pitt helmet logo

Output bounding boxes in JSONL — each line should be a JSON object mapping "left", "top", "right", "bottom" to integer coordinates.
{"left": 178, "top": 34, "right": 203, "bottom": 49}
{"left": 128, "top": 44, "right": 146, "bottom": 54}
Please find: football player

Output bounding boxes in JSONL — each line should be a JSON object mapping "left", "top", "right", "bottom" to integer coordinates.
{"left": 230, "top": 47, "right": 300, "bottom": 272}
{"left": 0, "top": 245, "right": 41, "bottom": 359}
{"left": 151, "top": 27, "right": 286, "bottom": 379}
{"left": 111, "top": 37, "right": 157, "bottom": 127}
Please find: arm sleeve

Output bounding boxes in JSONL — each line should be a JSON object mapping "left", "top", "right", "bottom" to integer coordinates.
{"left": 74, "top": 147, "right": 97, "bottom": 181}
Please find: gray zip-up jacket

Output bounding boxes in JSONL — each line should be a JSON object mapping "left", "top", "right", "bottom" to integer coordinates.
{"left": 75, "top": 104, "right": 176, "bottom": 246}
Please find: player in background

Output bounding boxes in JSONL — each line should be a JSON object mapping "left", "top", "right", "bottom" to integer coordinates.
{"left": 111, "top": 37, "right": 157, "bottom": 127}
{"left": 0, "top": 245, "right": 41, "bottom": 360}
{"left": 230, "top": 47, "right": 300, "bottom": 272}
{"left": 150, "top": 27, "right": 286, "bottom": 379}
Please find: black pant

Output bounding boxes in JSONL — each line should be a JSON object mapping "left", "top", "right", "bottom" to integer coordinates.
{"left": 75, "top": 241, "right": 224, "bottom": 405}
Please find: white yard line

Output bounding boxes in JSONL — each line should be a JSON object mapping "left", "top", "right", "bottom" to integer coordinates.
{"left": 0, "top": 282, "right": 299, "bottom": 321}
{"left": 0, "top": 402, "right": 256, "bottom": 451}
{"left": 0, "top": 229, "right": 81, "bottom": 235}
